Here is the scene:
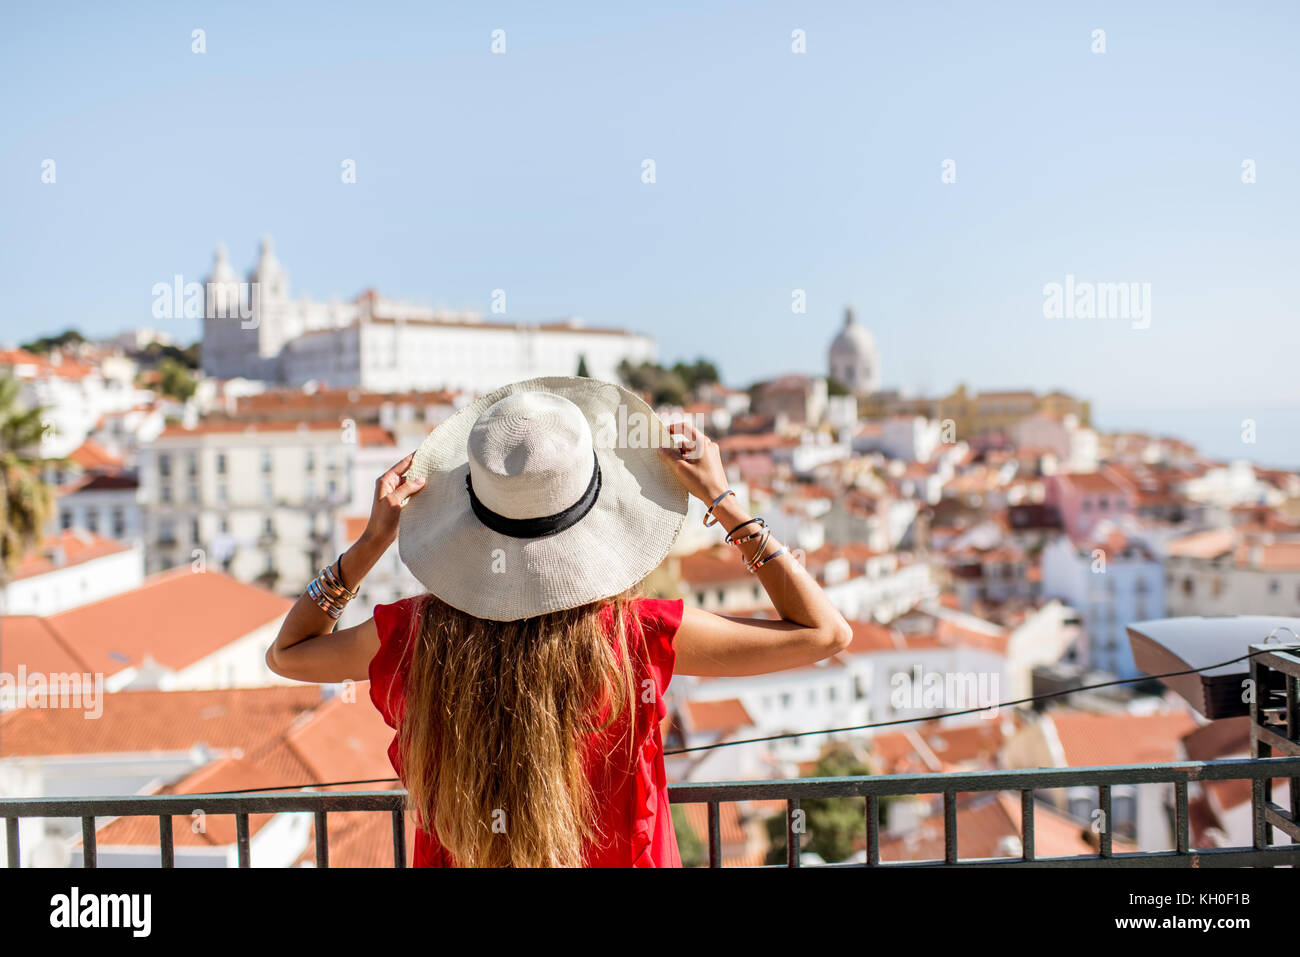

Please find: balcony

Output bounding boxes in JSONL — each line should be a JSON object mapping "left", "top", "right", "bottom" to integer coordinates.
{"left": 4, "top": 641, "right": 1297, "bottom": 868}
{"left": 3, "top": 754, "right": 1297, "bottom": 868}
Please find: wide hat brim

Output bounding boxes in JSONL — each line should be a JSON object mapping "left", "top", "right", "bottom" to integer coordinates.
{"left": 398, "top": 376, "right": 688, "bottom": 621}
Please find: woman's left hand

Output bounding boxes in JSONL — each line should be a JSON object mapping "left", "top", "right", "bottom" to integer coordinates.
{"left": 362, "top": 451, "right": 426, "bottom": 548}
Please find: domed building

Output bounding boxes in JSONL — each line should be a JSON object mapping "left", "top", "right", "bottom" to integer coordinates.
{"left": 828, "top": 306, "right": 880, "bottom": 395}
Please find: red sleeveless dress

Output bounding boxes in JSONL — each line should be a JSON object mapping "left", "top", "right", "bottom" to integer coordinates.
{"left": 368, "top": 595, "right": 684, "bottom": 867}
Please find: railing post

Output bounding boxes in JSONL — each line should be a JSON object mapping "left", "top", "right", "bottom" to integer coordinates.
{"left": 865, "top": 795, "right": 880, "bottom": 866}
{"left": 6, "top": 818, "right": 19, "bottom": 868}
{"left": 81, "top": 817, "right": 97, "bottom": 868}
{"left": 1098, "top": 785, "right": 1113, "bottom": 858}
{"left": 1174, "top": 780, "right": 1189, "bottom": 855}
{"left": 706, "top": 801, "right": 721, "bottom": 868}
{"left": 1019, "top": 790, "right": 1034, "bottom": 862}
{"left": 159, "top": 816, "right": 174, "bottom": 868}
{"left": 314, "top": 810, "right": 329, "bottom": 868}
{"left": 236, "top": 813, "right": 251, "bottom": 868}
{"left": 391, "top": 809, "right": 406, "bottom": 868}
{"left": 786, "top": 799, "right": 800, "bottom": 868}
{"left": 943, "top": 792, "right": 957, "bottom": 864}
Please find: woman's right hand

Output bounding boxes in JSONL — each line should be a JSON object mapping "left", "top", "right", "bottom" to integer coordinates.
{"left": 660, "top": 419, "right": 730, "bottom": 505}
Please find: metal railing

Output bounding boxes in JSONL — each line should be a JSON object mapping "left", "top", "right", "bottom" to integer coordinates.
{"left": 3, "top": 755, "right": 1299, "bottom": 868}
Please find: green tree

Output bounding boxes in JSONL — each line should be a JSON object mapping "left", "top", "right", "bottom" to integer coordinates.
{"left": 0, "top": 376, "right": 53, "bottom": 585}
{"left": 763, "top": 742, "right": 882, "bottom": 864}
{"left": 157, "top": 357, "right": 197, "bottom": 401}
{"left": 826, "top": 376, "right": 851, "bottom": 397}
{"left": 671, "top": 358, "right": 720, "bottom": 393}
{"left": 20, "top": 328, "right": 85, "bottom": 355}
{"left": 575, "top": 354, "right": 590, "bottom": 377}
{"left": 671, "top": 805, "right": 707, "bottom": 867}
{"left": 616, "top": 359, "right": 689, "bottom": 406}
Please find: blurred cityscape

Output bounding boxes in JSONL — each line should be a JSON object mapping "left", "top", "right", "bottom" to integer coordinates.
{"left": 2, "top": 239, "right": 1296, "bottom": 866}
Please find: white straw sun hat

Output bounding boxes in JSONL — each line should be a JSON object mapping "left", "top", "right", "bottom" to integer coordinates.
{"left": 397, "top": 376, "right": 688, "bottom": 621}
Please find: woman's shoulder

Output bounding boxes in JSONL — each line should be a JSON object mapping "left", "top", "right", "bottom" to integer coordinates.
{"left": 368, "top": 596, "right": 427, "bottom": 728}
{"left": 629, "top": 596, "right": 685, "bottom": 636}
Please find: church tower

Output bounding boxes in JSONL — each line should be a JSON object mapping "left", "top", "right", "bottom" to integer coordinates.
{"left": 828, "top": 305, "right": 880, "bottom": 395}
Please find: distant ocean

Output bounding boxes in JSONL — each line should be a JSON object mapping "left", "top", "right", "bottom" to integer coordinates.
{"left": 1095, "top": 405, "right": 1300, "bottom": 471}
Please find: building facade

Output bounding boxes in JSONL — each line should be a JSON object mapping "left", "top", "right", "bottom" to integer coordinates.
{"left": 201, "top": 239, "right": 656, "bottom": 394}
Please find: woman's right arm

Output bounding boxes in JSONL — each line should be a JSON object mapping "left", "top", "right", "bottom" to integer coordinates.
{"left": 659, "top": 421, "right": 853, "bottom": 677}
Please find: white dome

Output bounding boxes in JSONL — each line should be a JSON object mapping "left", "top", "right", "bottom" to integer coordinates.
{"left": 827, "top": 306, "right": 880, "bottom": 395}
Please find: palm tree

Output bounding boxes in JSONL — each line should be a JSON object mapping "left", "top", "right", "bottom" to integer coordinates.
{"left": 0, "top": 374, "right": 53, "bottom": 587}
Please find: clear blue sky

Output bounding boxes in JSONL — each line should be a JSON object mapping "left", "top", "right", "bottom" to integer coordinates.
{"left": 3, "top": 2, "right": 1298, "bottom": 435}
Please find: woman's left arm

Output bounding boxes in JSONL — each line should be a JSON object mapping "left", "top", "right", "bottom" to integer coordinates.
{"left": 265, "top": 452, "right": 425, "bottom": 683}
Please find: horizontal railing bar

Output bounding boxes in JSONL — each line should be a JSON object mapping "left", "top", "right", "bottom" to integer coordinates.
{"left": 0, "top": 791, "right": 404, "bottom": 818}
{"left": 665, "top": 756, "right": 1300, "bottom": 803}
{"left": 779, "top": 844, "right": 1300, "bottom": 869}
{"left": 4, "top": 757, "right": 1298, "bottom": 819}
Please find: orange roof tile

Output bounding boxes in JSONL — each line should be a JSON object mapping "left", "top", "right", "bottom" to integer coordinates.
{"left": 33, "top": 570, "right": 291, "bottom": 677}
{"left": 11, "top": 529, "right": 132, "bottom": 580}
{"left": 0, "top": 685, "right": 322, "bottom": 757}
{"left": 1048, "top": 711, "right": 1199, "bottom": 767}
{"left": 682, "top": 698, "right": 753, "bottom": 733}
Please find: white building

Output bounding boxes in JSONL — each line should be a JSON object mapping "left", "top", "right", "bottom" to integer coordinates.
{"left": 1164, "top": 528, "right": 1300, "bottom": 618}
{"left": 1039, "top": 526, "right": 1166, "bottom": 678}
{"left": 0, "top": 349, "right": 155, "bottom": 459}
{"left": 2, "top": 530, "right": 144, "bottom": 616}
{"left": 201, "top": 239, "right": 656, "bottom": 393}
{"left": 138, "top": 419, "right": 397, "bottom": 594}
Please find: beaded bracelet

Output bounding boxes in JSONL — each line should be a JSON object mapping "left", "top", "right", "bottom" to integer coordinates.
{"left": 724, "top": 517, "right": 766, "bottom": 545}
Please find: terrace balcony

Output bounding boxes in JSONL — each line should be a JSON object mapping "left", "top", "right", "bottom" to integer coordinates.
{"left": 3, "top": 640, "right": 1297, "bottom": 869}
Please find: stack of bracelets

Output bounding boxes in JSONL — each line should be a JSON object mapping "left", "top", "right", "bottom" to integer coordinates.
{"left": 703, "top": 489, "right": 787, "bottom": 573}
{"left": 306, "top": 556, "right": 359, "bottom": 620}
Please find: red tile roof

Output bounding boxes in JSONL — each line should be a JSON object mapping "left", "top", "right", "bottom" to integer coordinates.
{"left": 11, "top": 529, "right": 132, "bottom": 580}
{"left": 157, "top": 419, "right": 395, "bottom": 447}
{"left": 25, "top": 569, "right": 291, "bottom": 677}
{"left": 0, "top": 685, "right": 323, "bottom": 757}
{"left": 1048, "top": 711, "right": 1199, "bottom": 767}
{"left": 682, "top": 698, "right": 753, "bottom": 733}
{"left": 0, "top": 615, "right": 91, "bottom": 677}
{"left": 67, "top": 438, "right": 124, "bottom": 471}
{"left": 677, "top": 545, "right": 751, "bottom": 585}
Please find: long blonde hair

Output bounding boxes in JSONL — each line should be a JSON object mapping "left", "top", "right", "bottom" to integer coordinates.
{"left": 397, "top": 589, "right": 642, "bottom": 867}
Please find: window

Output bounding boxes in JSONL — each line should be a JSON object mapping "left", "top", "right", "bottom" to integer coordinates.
{"left": 262, "top": 481, "right": 273, "bottom": 504}
{"left": 261, "top": 451, "right": 272, "bottom": 474}
{"left": 1099, "top": 496, "right": 1109, "bottom": 511}
{"left": 216, "top": 453, "right": 227, "bottom": 475}
{"left": 1269, "top": 579, "right": 1280, "bottom": 595}
{"left": 218, "top": 484, "right": 228, "bottom": 505}
{"left": 187, "top": 454, "right": 197, "bottom": 478}
{"left": 112, "top": 507, "right": 125, "bottom": 538}
{"left": 306, "top": 450, "right": 315, "bottom": 472}
{"left": 695, "top": 592, "right": 706, "bottom": 606}
{"left": 158, "top": 454, "right": 171, "bottom": 478}
{"left": 86, "top": 510, "right": 99, "bottom": 533}
{"left": 60, "top": 509, "right": 72, "bottom": 530}
{"left": 191, "top": 519, "right": 200, "bottom": 543}
{"left": 187, "top": 484, "right": 198, "bottom": 504}
{"left": 715, "top": 589, "right": 725, "bottom": 604}
{"left": 161, "top": 485, "right": 172, "bottom": 504}
{"left": 1183, "top": 578, "right": 1194, "bottom": 597}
